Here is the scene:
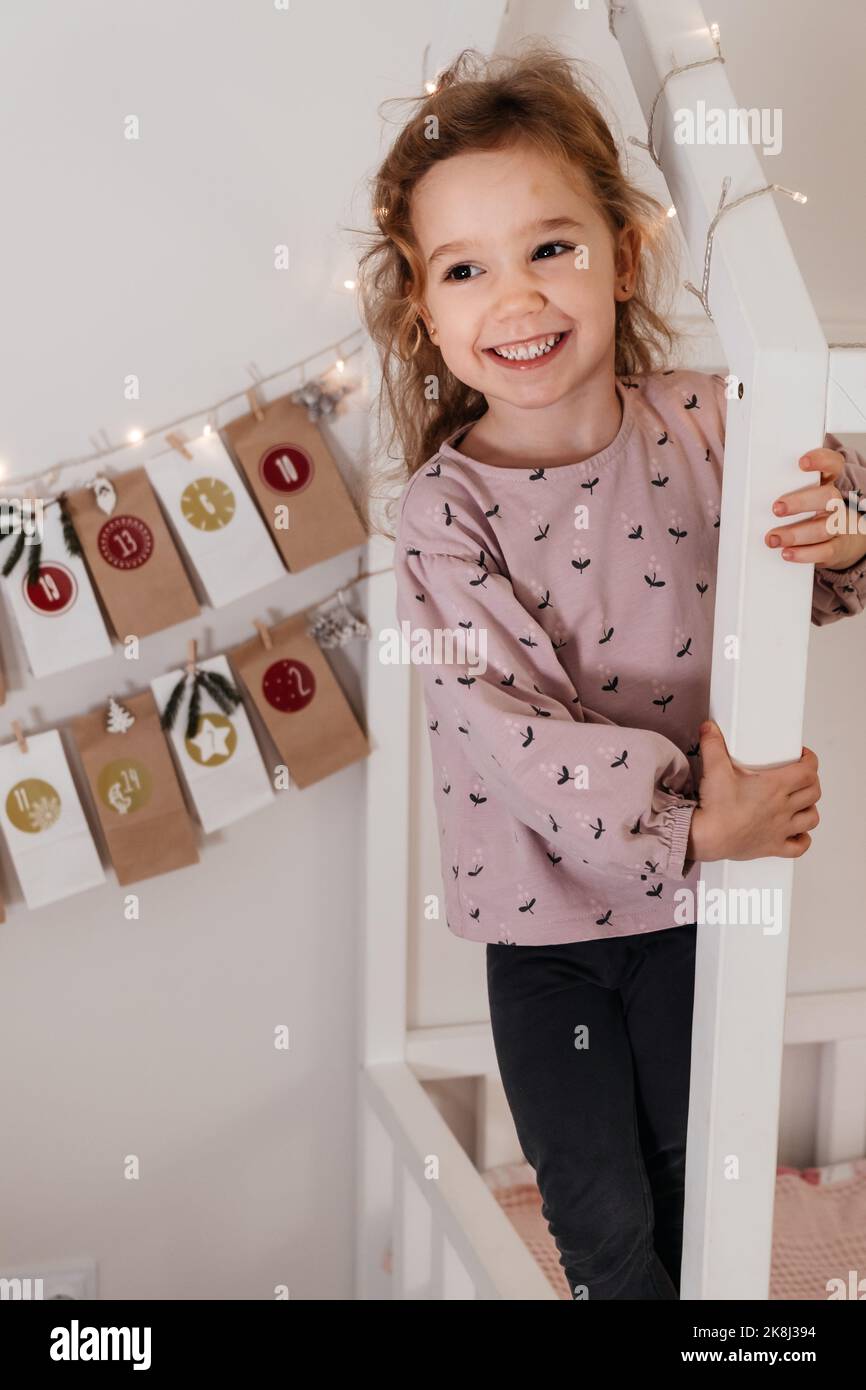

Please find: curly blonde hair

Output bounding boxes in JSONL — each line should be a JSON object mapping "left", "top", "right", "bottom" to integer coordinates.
{"left": 354, "top": 41, "right": 686, "bottom": 540}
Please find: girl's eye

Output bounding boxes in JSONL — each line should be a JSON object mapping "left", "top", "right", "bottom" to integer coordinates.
{"left": 533, "top": 240, "right": 573, "bottom": 260}
{"left": 442, "top": 241, "right": 574, "bottom": 281}
{"left": 442, "top": 262, "right": 482, "bottom": 283}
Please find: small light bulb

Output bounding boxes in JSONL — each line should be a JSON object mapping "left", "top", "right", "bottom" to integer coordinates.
{"left": 128, "top": 428, "right": 143, "bottom": 444}
{"left": 793, "top": 191, "right": 807, "bottom": 203}
{"left": 710, "top": 22, "right": 720, "bottom": 43}
{"left": 202, "top": 423, "right": 212, "bottom": 436}
{"left": 343, "top": 278, "right": 356, "bottom": 290}
{"left": 335, "top": 358, "right": 345, "bottom": 374}
{"left": 424, "top": 80, "right": 437, "bottom": 94}
{"left": 0, "top": 460, "right": 7, "bottom": 481}
{"left": 667, "top": 205, "right": 677, "bottom": 218}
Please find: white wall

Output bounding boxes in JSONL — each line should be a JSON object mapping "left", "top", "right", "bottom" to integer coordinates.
{"left": 0, "top": 0, "right": 475, "bottom": 1300}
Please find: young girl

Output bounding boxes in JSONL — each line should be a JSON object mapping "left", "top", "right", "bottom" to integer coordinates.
{"left": 358, "top": 44, "right": 866, "bottom": 1300}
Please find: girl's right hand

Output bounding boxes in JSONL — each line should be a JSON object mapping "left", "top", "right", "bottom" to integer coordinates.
{"left": 686, "top": 720, "right": 822, "bottom": 863}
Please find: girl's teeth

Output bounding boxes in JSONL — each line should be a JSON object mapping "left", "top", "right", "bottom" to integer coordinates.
{"left": 492, "top": 333, "right": 563, "bottom": 360}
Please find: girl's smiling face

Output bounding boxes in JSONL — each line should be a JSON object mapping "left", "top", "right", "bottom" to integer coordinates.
{"left": 410, "top": 140, "right": 636, "bottom": 409}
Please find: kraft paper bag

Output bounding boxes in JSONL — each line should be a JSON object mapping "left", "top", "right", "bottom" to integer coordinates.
{"left": 150, "top": 653, "right": 274, "bottom": 832}
{"left": 145, "top": 433, "right": 285, "bottom": 607}
{"left": 0, "top": 728, "right": 105, "bottom": 908}
{"left": 1, "top": 500, "right": 113, "bottom": 677}
{"left": 65, "top": 468, "right": 200, "bottom": 639}
{"left": 228, "top": 612, "right": 370, "bottom": 789}
{"left": 220, "top": 394, "right": 367, "bottom": 572}
{"left": 70, "top": 690, "right": 199, "bottom": 886}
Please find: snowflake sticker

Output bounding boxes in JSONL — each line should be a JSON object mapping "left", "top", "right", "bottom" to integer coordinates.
{"left": 6, "top": 777, "right": 62, "bottom": 833}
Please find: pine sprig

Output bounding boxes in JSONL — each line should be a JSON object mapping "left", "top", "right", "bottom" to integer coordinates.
{"left": 25, "top": 538, "right": 43, "bottom": 588}
{"left": 2, "top": 530, "right": 25, "bottom": 577}
{"left": 186, "top": 673, "right": 202, "bottom": 741}
{"left": 58, "top": 493, "right": 83, "bottom": 557}
{"left": 198, "top": 668, "right": 241, "bottom": 714}
{"left": 160, "top": 666, "right": 242, "bottom": 740}
{"left": 160, "top": 672, "right": 188, "bottom": 732}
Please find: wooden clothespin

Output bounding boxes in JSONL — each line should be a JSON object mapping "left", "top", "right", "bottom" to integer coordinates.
{"left": 246, "top": 386, "right": 265, "bottom": 423}
{"left": 11, "top": 719, "right": 27, "bottom": 753}
{"left": 165, "top": 432, "right": 194, "bottom": 460}
{"left": 186, "top": 638, "right": 197, "bottom": 675}
{"left": 253, "top": 619, "right": 272, "bottom": 651}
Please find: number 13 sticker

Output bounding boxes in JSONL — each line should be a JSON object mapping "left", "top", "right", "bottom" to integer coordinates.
{"left": 98, "top": 515, "right": 154, "bottom": 569}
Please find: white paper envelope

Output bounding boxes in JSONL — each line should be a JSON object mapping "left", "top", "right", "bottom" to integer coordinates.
{"left": 150, "top": 654, "right": 274, "bottom": 832}
{"left": 1, "top": 503, "right": 113, "bottom": 677}
{"left": 0, "top": 728, "right": 105, "bottom": 908}
{"left": 146, "top": 434, "right": 285, "bottom": 607}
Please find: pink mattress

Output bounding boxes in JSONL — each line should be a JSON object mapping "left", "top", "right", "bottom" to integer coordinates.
{"left": 482, "top": 1157, "right": 866, "bottom": 1300}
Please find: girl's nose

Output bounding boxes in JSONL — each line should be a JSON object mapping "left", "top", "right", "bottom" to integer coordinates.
{"left": 490, "top": 281, "right": 547, "bottom": 320}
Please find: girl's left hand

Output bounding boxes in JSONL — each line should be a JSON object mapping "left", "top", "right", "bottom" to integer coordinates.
{"left": 766, "top": 448, "right": 866, "bottom": 571}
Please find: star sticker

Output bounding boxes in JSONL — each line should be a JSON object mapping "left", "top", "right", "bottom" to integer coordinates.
{"left": 188, "top": 716, "right": 233, "bottom": 763}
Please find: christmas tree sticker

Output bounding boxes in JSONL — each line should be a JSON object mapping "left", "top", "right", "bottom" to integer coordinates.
{"left": 106, "top": 696, "right": 135, "bottom": 734}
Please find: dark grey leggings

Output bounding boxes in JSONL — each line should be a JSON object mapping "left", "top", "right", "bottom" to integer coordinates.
{"left": 486, "top": 922, "right": 697, "bottom": 1300}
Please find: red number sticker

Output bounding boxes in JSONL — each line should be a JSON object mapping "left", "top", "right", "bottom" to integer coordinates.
{"left": 23, "top": 562, "right": 77, "bottom": 615}
{"left": 98, "top": 515, "right": 154, "bottom": 569}
{"left": 261, "top": 658, "right": 316, "bottom": 712}
{"left": 258, "top": 445, "right": 314, "bottom": 495}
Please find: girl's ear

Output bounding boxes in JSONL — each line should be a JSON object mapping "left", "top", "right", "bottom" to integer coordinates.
{"left": 614, "top": 225, "right": 641, "bottom": 290}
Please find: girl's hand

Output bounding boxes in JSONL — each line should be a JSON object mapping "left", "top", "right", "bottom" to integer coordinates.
{"left": 766, "top": 448, "right": 866, "bottom": 571}
{"left": 686, "top": 720, "right": 822, "bottom": 864}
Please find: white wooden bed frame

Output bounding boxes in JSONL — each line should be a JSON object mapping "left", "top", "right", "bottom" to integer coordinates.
{"left": 357, "top": 0, "right": 866, "bottom": 1299}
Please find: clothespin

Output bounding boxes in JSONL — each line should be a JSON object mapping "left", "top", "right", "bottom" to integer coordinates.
{"left": 253, "top": 618, "right": 273, "bottom": 651}
{"left": 186, "top": 638, "right": 197, "bottom": 676}
{"left": 165, "top": 432, "right": 194, "bottom": 460}
{"left": 246, "top": 386, "right": 265, "bottom": 423}
{"left": 11, "top": 719, "right": 27, "bottom": 754}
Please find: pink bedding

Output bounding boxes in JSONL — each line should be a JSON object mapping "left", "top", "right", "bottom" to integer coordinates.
{"left": 482, "top": 1157, "right": 866, "bottom": 1300}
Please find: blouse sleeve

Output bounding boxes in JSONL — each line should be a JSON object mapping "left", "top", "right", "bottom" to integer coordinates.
{"left": 394, "top": 482, "right": 698, "bottom": 881}
{"left": 810, "top": 432, "right": 866, "bottom": 626}
{"left": 705, "top": 372, "right": 866, "bottom": 626}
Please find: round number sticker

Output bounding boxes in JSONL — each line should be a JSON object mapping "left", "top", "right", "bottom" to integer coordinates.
{"left": 23, "top": 562, "right": 78, "bottom": 616}
{"left": 262, "top": 658, "right": 315, "bottom": 713}
{"left": 97, "top": 758, "right": 152, "bottom": 815}
{"left": 98, "top": 515, "right": 154, "bottom": 569}
{"left": 180, "top": 477, "right": 236, "bottom": 531}
{"left": 184, "top": 713, "right": 237, "bottom": 766}
{"left": 6, "top": 777, "right": 62, "bottom": 833}
{"left": 258, "top": 445, "right": 314, "bottom": 495}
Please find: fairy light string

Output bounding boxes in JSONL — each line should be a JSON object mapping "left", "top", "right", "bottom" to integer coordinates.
{"left": 2, "top": 330, "right": 366, "bottom": 502}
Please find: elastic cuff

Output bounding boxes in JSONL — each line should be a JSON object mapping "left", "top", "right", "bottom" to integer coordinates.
{"left": 664, "top": 801, "right": 698, "bottom": 879}
{"left": 814, "top": 559, "right": 866, "bottom": 614}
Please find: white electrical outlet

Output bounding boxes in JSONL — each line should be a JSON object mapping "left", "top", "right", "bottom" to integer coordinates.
{"left": 0, "top": 1258, "right": 97, "bottom": 1300}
